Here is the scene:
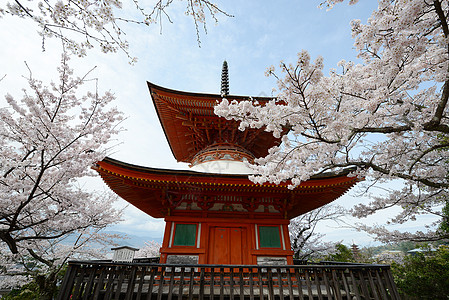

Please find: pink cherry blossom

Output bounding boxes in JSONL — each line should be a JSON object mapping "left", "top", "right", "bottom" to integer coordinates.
{"left": 216, "top": 0, "right": 449, "bottom": 243}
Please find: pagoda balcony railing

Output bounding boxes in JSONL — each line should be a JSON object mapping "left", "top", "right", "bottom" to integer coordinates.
{"left": 57, "top": 260, "right": 400, "bottom": 300}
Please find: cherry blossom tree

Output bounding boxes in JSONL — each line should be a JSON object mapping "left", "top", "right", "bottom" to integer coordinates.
{"left": 215, "top": 0, "right": 449, "bottom": 243}
{"left": 0, "top": 49, "right": 124, "bottom": 296}
{"left": 1, "top": 0, "right": 230, "bottom": 60}
{"left": 289, "top": 204, "right": 345, "bottom": 261}
{"left": 0, "top": 228, "right": 121, "bottom": 298}
{"left": 135, "top": 240, "right": 161, "bottom": 258}
{"left": 0, "top": 51, "right": 124, "bottom": 297}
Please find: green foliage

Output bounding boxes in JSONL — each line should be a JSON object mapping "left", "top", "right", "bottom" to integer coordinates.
{"left": 3, "top": 277, "right": 57, "bottom": 300}
{"left": 325, "top": 243, "right": 355, "bottom": 262}
{"left": 363, "top": 241, "right": 428, "bottom": 257}
{"left": 396, "top": 241, "right": 418, "bottom": 253}
{"left": 2, "top": 282, "right": 40, "bottom": 300}
{"left": 440, "top": 200, "right": 449, "bottom": 234}
{"left": 392, "top": 246, "right": 449, "bottom": 299}
{"left": 3, "top": 264, "right": 68, "bottom": 300}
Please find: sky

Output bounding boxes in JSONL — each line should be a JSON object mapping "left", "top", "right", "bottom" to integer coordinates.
{"left": 0, "top": 0, "right": 434, "bottom": 247}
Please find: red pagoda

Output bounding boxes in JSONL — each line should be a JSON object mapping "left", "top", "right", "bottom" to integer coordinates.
{"left": 95, "top": 62, "right": 359, "bottom": 266}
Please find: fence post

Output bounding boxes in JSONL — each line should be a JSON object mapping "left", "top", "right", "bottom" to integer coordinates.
{"left": 56, "top": 261, "right": 400, "bottom": 300}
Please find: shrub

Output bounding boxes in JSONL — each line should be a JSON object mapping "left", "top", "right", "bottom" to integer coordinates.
{"left": 392, "top": 245, "right": 449, "bottom": 299}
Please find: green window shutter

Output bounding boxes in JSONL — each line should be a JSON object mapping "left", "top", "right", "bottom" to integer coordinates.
{"left": 259, "top": 226, "right": 281, "bottom": 248}
{"left": 173, "top": 224, "right": 197, "bottom": 246}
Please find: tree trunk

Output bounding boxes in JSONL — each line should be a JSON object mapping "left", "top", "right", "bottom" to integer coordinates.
{"left": 35, "top": 272, "right": 58, "bottom": 300}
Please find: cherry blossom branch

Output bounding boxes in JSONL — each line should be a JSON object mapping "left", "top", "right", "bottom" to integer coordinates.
{"left": 4, "top": 0, "right": 232, "bottom": 59}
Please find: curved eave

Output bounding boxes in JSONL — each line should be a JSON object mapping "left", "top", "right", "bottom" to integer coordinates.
{"left": 95, "top": 157, "right": 361, "bottom": 219}
{"left": 147, "top": 81, "right": 282, "bottom": 163}
{"left": 147, "top": 81, "right": 275, "bottom": 102}
{"left": 97, "top": 157, "right": 358, "bottom": 187}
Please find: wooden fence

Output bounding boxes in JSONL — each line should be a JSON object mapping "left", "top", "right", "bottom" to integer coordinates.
{"left": 57, "top": 260, "right": 400, "bottom": 300}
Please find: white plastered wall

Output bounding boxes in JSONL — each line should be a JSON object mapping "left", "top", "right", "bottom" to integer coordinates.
{"left": 190, "top": 160, "right": 253, "bottom": 174}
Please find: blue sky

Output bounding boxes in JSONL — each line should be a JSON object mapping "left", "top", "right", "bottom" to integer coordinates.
{"left": 2, "top": 1, "right": 427, "bottom": 247}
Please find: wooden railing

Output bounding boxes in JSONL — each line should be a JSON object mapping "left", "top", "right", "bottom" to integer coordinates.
{"left": 57, "top": 260, "right": 400, "bottom": 300}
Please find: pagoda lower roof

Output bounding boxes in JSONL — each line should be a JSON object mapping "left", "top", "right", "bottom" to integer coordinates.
{"left": 148, "top": 82, "right": 283, "bottom": 164}
{"left": 95, "top": 157, "right": 360, "bottom": 219}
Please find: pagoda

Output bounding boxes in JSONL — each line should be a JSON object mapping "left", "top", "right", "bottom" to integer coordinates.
{"left": 95, "top": 62, "right": 359, "bottom": 265}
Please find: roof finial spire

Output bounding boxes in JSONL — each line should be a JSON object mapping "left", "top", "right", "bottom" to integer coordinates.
{"left": 221, "top": 60, "right": 229, "bottom": 97}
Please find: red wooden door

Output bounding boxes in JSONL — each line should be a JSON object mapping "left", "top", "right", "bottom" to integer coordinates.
{"left": 209, "top": 227, "right": 244, "bottom": 264}
{"left": 230, "top": 227, "right": 243, "bottom": 264}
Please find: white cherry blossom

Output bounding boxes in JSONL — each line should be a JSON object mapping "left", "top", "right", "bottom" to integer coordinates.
{"left": 1, "top": 0, "right": 230, "bottom": 60}
{"left": 216, "top": 0, "right": 449, "bottom": 242}
{"left": 0, "top": 51, "right": 124, "bottom": 295}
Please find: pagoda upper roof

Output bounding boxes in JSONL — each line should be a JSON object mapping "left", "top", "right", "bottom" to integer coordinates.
{"left": 147, "top": 81, "right": 282, "bottom": 164}
{"left": 95, "top": 157, "right": 360, "bottom": 219}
